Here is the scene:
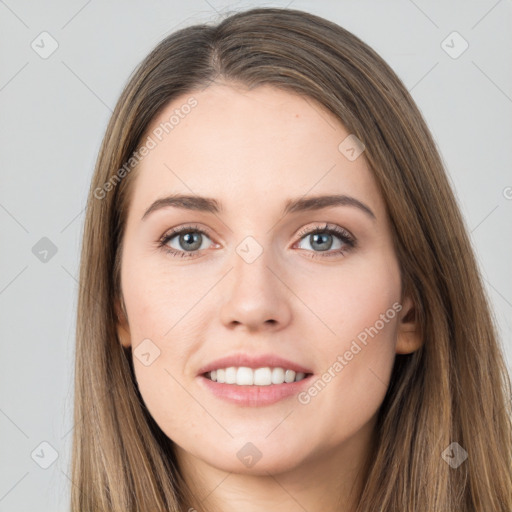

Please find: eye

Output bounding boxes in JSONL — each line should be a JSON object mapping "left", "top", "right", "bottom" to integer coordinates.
{"left": 157, "top": 222, "right": 356, "bottom": 259}
{"left": 158, "top": 224, "right": 215, "bottom": 258}
{"left": 294, "top": 223, "right": 356, "bottom": 258}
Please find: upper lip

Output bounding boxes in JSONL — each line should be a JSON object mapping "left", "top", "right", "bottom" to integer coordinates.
{"left": 197, "top": 353, "right": 313, "bottom": 376}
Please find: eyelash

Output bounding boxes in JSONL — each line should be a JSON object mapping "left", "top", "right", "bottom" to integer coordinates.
{"left": 157, "top": 223, "right": 356, "bottom": 259}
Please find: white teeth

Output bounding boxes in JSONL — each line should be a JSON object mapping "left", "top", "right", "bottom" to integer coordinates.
{"left": 206, "top": 366, "right": 309, "bottom": 385}
{"left": 237, "top": 367, "right": 254, "bottom": 385}
{"left": 295, "top": 372, "right": 305, "bottom": 382}
{"left": 225, "top": 367, "right": 237, "bottom": 384}
{"left": 271, "top": 367, "right": 285, "bottom": 384}
{"left": 254, "top": 367, "right": 272, "bottom": 385}
{"left": 284, "top": 370, "right": 296, "bottom": 383}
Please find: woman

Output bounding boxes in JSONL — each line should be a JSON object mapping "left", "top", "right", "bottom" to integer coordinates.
{"left": 71, "top": 7, "right": 512, "bottom": 511}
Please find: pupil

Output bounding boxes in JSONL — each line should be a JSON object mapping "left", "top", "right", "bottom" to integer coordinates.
{"left": 312, "top": 233, "right": 332, "bottom": 251}
{"left": 181, "top": 232, "right": 201, "bottom": 251}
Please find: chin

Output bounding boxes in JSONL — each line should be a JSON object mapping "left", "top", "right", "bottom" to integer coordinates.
{"left": 208, "top": 451, "right": 303, "bottom": 476}
{"left": 185, "top": 435, "right": 308, "bottom": 476}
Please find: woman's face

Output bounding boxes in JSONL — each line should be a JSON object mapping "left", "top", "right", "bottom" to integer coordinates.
{"left": 116, "top": 83, "right": 419, "bottom": 476}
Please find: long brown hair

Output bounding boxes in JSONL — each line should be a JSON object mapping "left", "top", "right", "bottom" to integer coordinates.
{"left": 71, "top": 7, "right": 512, "bottom": 511}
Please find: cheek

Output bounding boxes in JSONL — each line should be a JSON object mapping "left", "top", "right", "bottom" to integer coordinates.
{"left": 293, "top": 253, "right": 401, "bottom": 417}
{"left": 296, "top": 249, "right": 401, "bottom": 353}
{"left": 121, "top": 251, "right": 193, "bottom": 338}
{"left": 133, "top": 360, "right": 203, "bottom": 448}
{"left": 120, "top": 255, "right": 208, "bottom": 430}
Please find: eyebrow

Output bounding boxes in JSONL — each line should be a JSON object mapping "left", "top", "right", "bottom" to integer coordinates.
{"left": 141, "top": 193, "right": 376, "bottom": 221}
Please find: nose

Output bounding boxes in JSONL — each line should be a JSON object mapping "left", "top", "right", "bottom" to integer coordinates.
{"left": 219, "top": 241, "right": 292, "bottom": 332}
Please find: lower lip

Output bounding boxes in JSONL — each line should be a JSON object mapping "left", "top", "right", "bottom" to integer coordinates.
{"left": 198, "top": 374, "right": 313, "bottom": 406}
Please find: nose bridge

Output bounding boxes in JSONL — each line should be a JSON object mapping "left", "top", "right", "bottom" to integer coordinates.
{"left": 218, "top": 232, "right": 291, "bottom": 330}
{"left": 231, "top": 233, "right": 277, "bottom": 295}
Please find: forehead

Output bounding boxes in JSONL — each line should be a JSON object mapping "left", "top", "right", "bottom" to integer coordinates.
{"left": 128, "top": 83, "right": 384, "bottom": 219}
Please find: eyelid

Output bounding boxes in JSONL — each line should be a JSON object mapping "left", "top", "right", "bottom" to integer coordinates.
{"left": 160, "top": 222, "right": 353, "bottom": 242}
{"left": 159, "top": 223, "right": 214, "bottom": 243}
{"left": 293, "top": 222, "right": 355, "bottom": 245}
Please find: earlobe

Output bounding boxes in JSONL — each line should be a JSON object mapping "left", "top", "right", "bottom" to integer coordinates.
{"left": 115, "top": 298, "right": 131, "bottom": 348}
{"left": 395, "top": 295, "right": 423, "bottom": 355}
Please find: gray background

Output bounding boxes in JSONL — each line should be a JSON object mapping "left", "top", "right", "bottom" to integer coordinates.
{"left": 1, "top": 0, "right": 511, "bottom": 510}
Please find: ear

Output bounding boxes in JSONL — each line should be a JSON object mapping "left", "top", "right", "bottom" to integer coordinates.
{"left": 395, "top": 295, "right": 423, "bottom": 355}
{"left": 115, "top": 297, "right": 131, "bottom": 349}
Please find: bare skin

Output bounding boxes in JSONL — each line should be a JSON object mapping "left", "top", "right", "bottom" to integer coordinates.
{"left": 116, "top": 82, "right": 421, "bottom": 512}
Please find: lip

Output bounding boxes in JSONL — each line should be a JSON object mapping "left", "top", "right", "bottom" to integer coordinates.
{"left": 196, "top": 353, "right": 314, "bottom": 407}
{"left": 196, "top": 353, "right": 313, "bottom": 376}
{"left": 198, "top": 373, "right": 313, "bottom": 406}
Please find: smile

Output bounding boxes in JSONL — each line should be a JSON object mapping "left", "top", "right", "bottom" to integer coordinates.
{"left": 205, "top": 366, "right": 309, "bottom": 385}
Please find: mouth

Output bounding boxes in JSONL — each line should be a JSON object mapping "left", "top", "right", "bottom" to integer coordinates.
{"left": 203, "top": 366, "right": 311, "bottom": 385}
{"left": 198, "top": 366, "right": 314, "bottom": 406}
